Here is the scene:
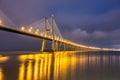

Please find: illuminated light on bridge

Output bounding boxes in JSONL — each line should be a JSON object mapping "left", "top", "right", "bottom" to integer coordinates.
{"left": 40, "top": 33, "right": 43, "bottom": 36}
{"left": 57, "top": 37, "right": 59, "bottom": 40}
{"left": 35, "top": 29, "right": 39, "bottom": 34}
{"left": 36, "top": 29, "right": 39, "bottom": 32}
{"left": 28, "top": 27, "right": 33, "bottom": 32}
{"left": 35, "top": 31, "right": 38, "bottom": 34}
{"left": 0, "top": 19, "right": 2, "bottom": 25}
{"left": 0, "top": 56, "right": 9, "bottom": 63}
{"left": 20, "top": 26, "right": 25, "bottom": 31}
{"left": 51, "top": 37, "right": 53, "bottom": 39}
{"left": 60, "top": 38, "right": 63, "bottom": 42}
{"left": 44, "top": 33, "right": 47, "bottom": 37}
{"left": 55, "top": 37, "right": 58, "bottom": 40}
{"left": 102, "top": 48, "right": 109, "bottom": 51}
{"left": 30, "top": 26, "right": 33, "bottom": 30}
{"left": 58, "top": 37, "right": 60, "bottom": 40}
{"left": 28, "top": 29, "right": 32, "bottom": 32}
{"left": 48, "top": 35, "right": 51, "bottom": 38}
{"left": 101, "top": 48, "right": 120, "bottom": 51}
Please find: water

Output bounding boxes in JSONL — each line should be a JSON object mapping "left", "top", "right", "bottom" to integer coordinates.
{"left": 0, "top": 51, "right": 120, "bottom": 80}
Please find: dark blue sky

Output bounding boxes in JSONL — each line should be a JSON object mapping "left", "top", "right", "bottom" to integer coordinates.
{"left": 0, "top": 0, "right": 120, "bottom": 50}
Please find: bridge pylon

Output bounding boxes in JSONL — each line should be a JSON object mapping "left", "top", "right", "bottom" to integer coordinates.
{"left": 51, "top": 15, "right": 56, "bottom": 51}
{"left": 40, "top": 17, "right": 48, "bottom": 51}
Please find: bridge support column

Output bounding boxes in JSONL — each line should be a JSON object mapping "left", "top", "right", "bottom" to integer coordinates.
{"left": 66, "top": 44, "right": 69, "bottom": 51}
{"left": 67, "top": 45, "right": 69, "bottom": 51}
{"left": 60, "top": 42, "right": 64, "bottom": 51}
{"left": 64, "top": 44, "right": 66, "bottom": 51}
{"left": 55, "top": 41, "right": 58, "bottom": 51}
{"left": 40, "top": 17, "right": 48, "bottom": 52}
{"left": 51, "top": 15, "right": 55, "bottom": 51}
{"left": 58, "top": 42, "right": 62, "bottom": 51}
{"left": 41, "top": 39, "right": 46, "bottom": 51}
{"left": 69, "top": 45, "right": 71, "bottom": 51}
{"left": 51, "top": 16, "right": 55, "bottom": 51}
{"left": 67, "top": 44, "right": 70, "bottom": 51}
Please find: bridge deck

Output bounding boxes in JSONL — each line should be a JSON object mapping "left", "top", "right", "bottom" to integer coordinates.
{"left": 0, "top": 25, "right": 103, "bottom": 51}
{"left": 0, "top": 25, "right": 52, "bottom": 41}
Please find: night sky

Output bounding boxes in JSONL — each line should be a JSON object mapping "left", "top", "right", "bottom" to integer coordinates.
{"left": 0, "top": 0, "right": 120, "bottom": 51}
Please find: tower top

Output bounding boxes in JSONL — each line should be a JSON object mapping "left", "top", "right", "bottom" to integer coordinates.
{"left": 51, "top": 14, "right": 54, "bottom": 17}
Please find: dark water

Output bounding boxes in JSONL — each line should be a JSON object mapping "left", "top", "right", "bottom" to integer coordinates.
{"left": 0, "top": 51, "right": 120, "bottom": 80}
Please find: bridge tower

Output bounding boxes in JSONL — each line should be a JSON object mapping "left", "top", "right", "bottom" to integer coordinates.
{"left": 41, "top": 16, "right": 56, "bottom": 52}
{"left": 51, "top": 15, "right": 55, "bottom": 51}
{"left": 40, "top": 17, "right": 47, "bottom": 51}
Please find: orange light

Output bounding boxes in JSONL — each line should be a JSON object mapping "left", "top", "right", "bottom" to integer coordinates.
{"left": 40, "top": 33, "right": 43, "bottom": 36}
{"left": 0, "top": 56, "right": 9, "bottom": 62}
{"left": 0, "top": 19, "right": 2, "bottom": 25}
{"left": 20, "top": 26, "right": 25, "bottom": 31}
{"left": 35, "top": 29, "right": 39, "bottom": 34}
{"left": 48, "top": 36, "right": 51, "bottom": 38}
{"left": 30, "top": 26, "right": 33, "bottom": 29}
{"left": 28, "top": 27, "right": 33, "bottom": 32}
{"left": 35, "top": 32, "right": 38, "bottom": 34}
{"left": 36, "top": 29, "right": 39, "bottom": 32}
{"left": 28, "top": 29, "right": 32, "bottom": 32}
{"left": 44, "top": 34, "right": 47, "bottom": 37}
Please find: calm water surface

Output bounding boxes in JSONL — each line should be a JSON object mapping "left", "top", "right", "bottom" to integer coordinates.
{"left": 0, "top": 51, "right": 120, "bottom": 80}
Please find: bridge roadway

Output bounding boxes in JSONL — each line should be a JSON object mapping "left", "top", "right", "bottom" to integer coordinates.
{"left": 0, "top": 25, "right": 101, "bottom": 51}
{"left": 0, "top": 25, "right": 52, "bottom": 41}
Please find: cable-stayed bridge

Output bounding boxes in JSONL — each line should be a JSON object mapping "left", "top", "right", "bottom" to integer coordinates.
{"left": 0, "top": 11, "right": 118, "bottom": 52}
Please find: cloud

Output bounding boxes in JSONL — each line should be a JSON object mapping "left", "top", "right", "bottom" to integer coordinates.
{"left": 72, "top": 29, "right": 88, "bottom": 39}
{"left": 64, "top": 28, "right": 120, "bottom": 48}
{"left": 54, "top": 8, "right": 120, "bottom": 48}
{"left": 56, "top": 9, "right": 120, "bottom": 32}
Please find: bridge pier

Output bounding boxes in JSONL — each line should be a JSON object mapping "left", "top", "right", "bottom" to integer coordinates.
{"left": 66, "top": 44, "right": 69, "bottom": 51}
{"left": 58, "top": 42, "right": 62, "bottom": 51}
{"left": 40, "top": 39, "right": 46, "bottom": 51}
{"left": 51, "top": 16, "right": 55, "bottom": 51}
{"left": 67, "top": 44, "right": 71, "bottom": 51}
{"left": 63, "top": 44, "right": 66, "bottom": 51}
{"left": 58, "top": 42, "right": 61, "bottom": 51}
{"left": 55, "top": 41, "right": 58, "bottom": 51}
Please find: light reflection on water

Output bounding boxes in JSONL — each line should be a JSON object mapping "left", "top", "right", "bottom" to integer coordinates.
{"left": 0, "top": 51, "right": 120, "bottom": 80}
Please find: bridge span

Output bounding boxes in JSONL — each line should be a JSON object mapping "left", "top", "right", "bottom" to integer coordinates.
{"left": 0, "top": 16, "right": 113, "bottom": 52}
